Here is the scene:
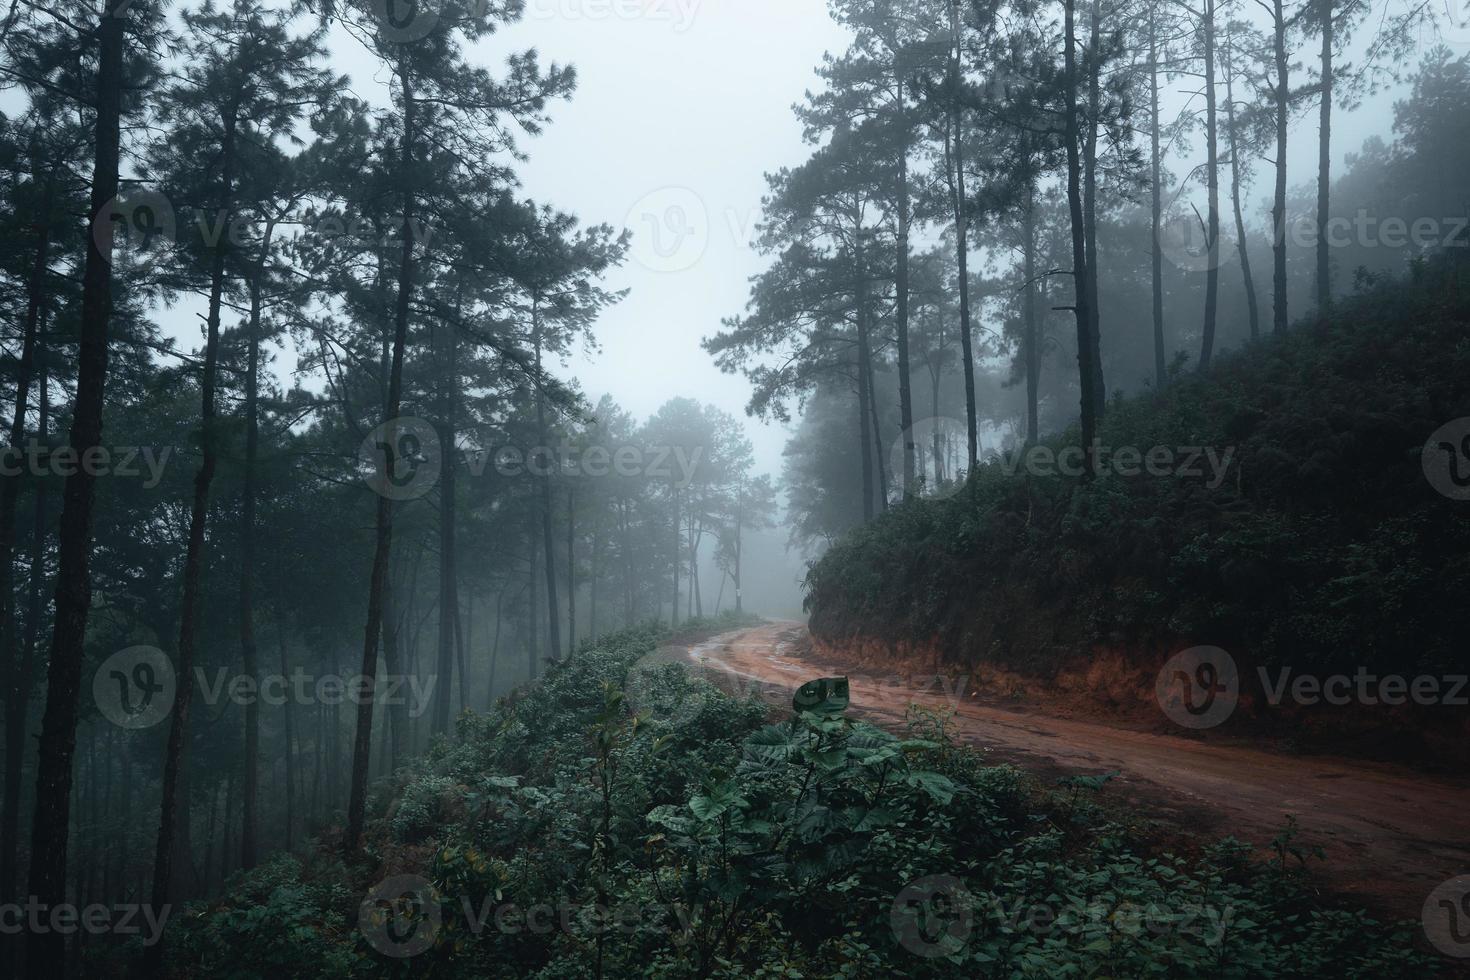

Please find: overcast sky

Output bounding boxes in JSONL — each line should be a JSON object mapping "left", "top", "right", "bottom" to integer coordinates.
{"left": 497, "top": 0, "right": 850, "bottom": 478}
{"left": 141, "top": 0, "right": 1453, "bottom": 478}
{"left": 474, "top": 0, "right": 1429, "bottom": 477}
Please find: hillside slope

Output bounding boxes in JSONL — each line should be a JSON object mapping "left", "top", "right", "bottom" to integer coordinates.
{"left": 159, "top": 619, "right": 1436, "bottom": 978}
{"left": 805, "top": 254, "right": 1470, "bottom": 755}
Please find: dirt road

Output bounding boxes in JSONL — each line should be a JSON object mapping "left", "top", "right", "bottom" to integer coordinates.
{"left": 681, "top": 621, "right": 1470, "bottom": 923}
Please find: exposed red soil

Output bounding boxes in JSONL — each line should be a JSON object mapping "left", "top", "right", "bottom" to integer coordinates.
{"left": 677, "top": 621, "right": 1470, "bottom": 928}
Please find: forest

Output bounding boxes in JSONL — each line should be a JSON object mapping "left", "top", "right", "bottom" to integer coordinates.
{"left": 0, "top": 0, "right": 1467, "bottom": 976}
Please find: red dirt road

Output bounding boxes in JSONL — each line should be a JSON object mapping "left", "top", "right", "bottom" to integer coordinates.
{"left": 681, "top": 621, "right": 1470, "bottom": 924}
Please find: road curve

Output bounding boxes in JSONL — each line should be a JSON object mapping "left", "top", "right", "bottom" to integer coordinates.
{"left": 680, "top": 621, "right": 1470, "bottom": 924}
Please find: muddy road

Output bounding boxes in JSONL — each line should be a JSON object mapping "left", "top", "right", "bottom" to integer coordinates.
{"left": 678, "top": 621, "right": 1470, "bottom": 924}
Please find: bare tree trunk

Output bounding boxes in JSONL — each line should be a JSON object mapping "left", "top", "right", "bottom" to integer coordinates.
{"left": 277, "top": 623, "right": 295, "bottom": 852}
{"left": 895, "top": 76, "right": 917, "bottom": 501}
{"left": 202, "top": 779, "right": 219, "bottom": 894}
{"left": 238, "top": 225, "right": 272, "bottom": 873}
{"left": 733, "top": 486, "right": 744, "bottom": 614}
{"left": 566, "top": 487, "right": 576, "bottom": 653}
{"left": 855, "top": 234, "right": 876, "bottom": 522}
{"left": 948, "top": 0, "right": 978, "bottom": 469}
{"left": 1199, "top": 0, "right": 1222, "bottom": 372}
{"left": 528, "top": 544, "right": 541, "bottom": 680}
{"left": 1064, "top": 0, "right": 1099, "bottom": 476}
{"left": 453, "top": 601, "right": 466, "bottom": 715}
{"left": 433, "top": 313, "right": 460, "bottom": 734}
{"left": 589, "top": 531, "right": 600, "bottom": 640}
{"left": 688, "top": 522, "right": 702, "bottom": 619}
{"left": 1, "top": 174, "right": 51, "bottom": 905}
{"left": 619, "top": 503, "right": 634, "bottom": 626}
{"left": 117, "top": 737, "right": 131, "bottom": 901}
{"left": 1225, "top": 28, "right": 1261, "bottom": 340}
{"left": 152, "top": 109, "right": 238, "bottom": 947}
{"left": 1022, "top": 179, "right": 1041, "bottom": 445}
{"left": 487, "top": 588, "right": 503, "bottom": 704}
{"left": 1149, "top": 6, "right": 1168, "bottom": 384}
{"left": 1272, "top": 0, "right": 1291, "bottom": 334}
{"left": 345, "top": 58, "right": 417, "bottom": 850}
{"left": 1084, "top": 0, "right": 1107, "bottom": 412}
{"left": 6, "top": 355, "right": 47, "bottom": 910}
{"left": 669, "top": 485, "right": 679, "bottom": 627}
{"left": 532, "top": 316, "right": 562, "bottom": 661}
{"left": 26, "top": 3, "right": 127, "bottom": 970}
{"left": 381, "top": 578, "right": 405, "bottom": 770}
{"left": 867, "top": 359, "right": 890, "bottom": 508}
{"left": 310, "top": 701, "right": 322, "bottom": 825}
{"left": 219, "top": 770, "right": 235, "bottom": 887}
{"left": 1315, "top": 0, "right": 1333, "bottom": 313}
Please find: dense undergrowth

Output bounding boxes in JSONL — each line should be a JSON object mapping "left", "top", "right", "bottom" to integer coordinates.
{"left": 806, "top": 254, "right": 1470, "bottom": 688}
{"left": 154, "top": 616, "right": 1434, "bottom": 978}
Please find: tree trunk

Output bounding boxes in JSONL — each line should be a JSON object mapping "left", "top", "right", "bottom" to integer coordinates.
{"left": 25, "top": 3, "right": 127, "bottom": 970}
{"left": 152, "top": 111, "right": 238, "bottom": 930}
{"left": 948, "top": 0, "right": 978, "bottom": 469}
{"left": 454, "top": 595, "right": 466, "bottom": 714}
{"left": 566, "top": 486, "right": 576, "bottom": 654}
{"left": 3, "top": 353, "right": 47, "bottom": 973}
{"left": 1225, "top": 29, "right": 1261, "bottom": 340}
{"left": 1315, "top": 0, "right": 1333, "bottom": 313}
{"left": 533, "top": 317, "right": 562, "bottom": 661}
{"left": 1272, "top": 0, "right": 1290, "bottom": 334}
{"left": 733, "top": 487, "right": 744, "bottom": 614}
{"left": 345, "top": 57, "right": 416, "bottom": 850}
{"left": 433, "top": 313, "right": 460, "bottom": 734}
{"left": 1064, "top": 0, "right": 1098, "bottom": 476}
{"left": 277, "top": 623, "right": 295, "bottom": 852}
{"left": 589, "top": 531, "right": 599, "bottom": 640}
{"left": 1, "top": 173, "right": 51, "bottom": 904}
{"left": 1149, "top": 7, "right": 1168, "bottom": 384}
{"left": 1022, "top": 177, "right": 1041, "bottom": 445}
{"left": 689, "top": 525, "right": 702, "bottom": 619}
{"left": 487, "top": 587, "right": 503, "bottom": 704}
{"left": 1084, "top": 0, "right": 1107, "bottom": 412}
{"left": 527, "top": 544, "right": 541, "bottom": 680}
{"left": 669, "top": 485, "right": 679, "bottom": 627}
{"left": 855, "top": 235, "right": 875, "bottom": 522}
{"left": 620, "top": 503, "right": 634, "bottom": 627}
{"left": 895, "top": 77, "right": 917, "bottom": 501}
{"left": 238, "top": 223, "right": 272, "bottom": 873}
{"left": 867, "top": 358, "right": 890, "bottom": 508}
{"left": 1199, "top": 0, "right": 1222, "bottom": 373}
{"left": 381, "top": 577, "right": 405, "bottom": 769}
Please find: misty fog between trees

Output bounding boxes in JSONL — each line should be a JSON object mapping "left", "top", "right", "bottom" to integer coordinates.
{"left": 0, "top": 0, "right": 1468, "bottom": 976}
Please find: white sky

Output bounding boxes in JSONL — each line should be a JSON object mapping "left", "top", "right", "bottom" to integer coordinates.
{"left": 134, "top": 0, "right": 1458, "bottom": 478}
{"left": 498, "top": 0, "right": 850, "bottom": 477}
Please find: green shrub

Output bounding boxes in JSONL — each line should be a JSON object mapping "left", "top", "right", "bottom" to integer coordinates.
{"left": 167, "top": 622, "right": 1435, "bottom": 978}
